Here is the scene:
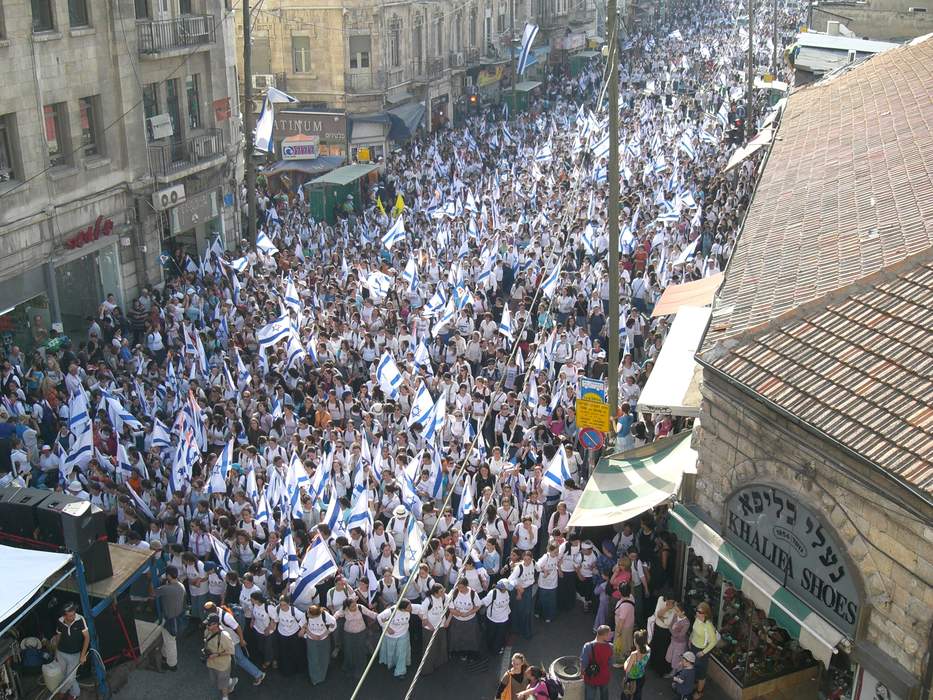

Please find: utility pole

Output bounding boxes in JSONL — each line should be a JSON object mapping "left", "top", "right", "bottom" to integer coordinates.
{"left": 243, "top": 0, "right": 258, "bottom": 240}
{"left": 606, "top": 0, "right": 620, "bottom": 437}
{"left": 509, "top": 0, "right": 517, "bottom": 120}
{"left": 771, "top": 0, "right": 778, "bottom": 74}
{"left": 746, "top": 0, "right": 755, "bottom": 141}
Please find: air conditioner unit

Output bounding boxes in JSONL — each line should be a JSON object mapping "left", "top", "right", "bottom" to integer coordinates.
{"left": 147, "top": 113, "right": 174, "bottom": 140}
{"left": 453, "top": 52, "right": 465, "bottom": 66}
{"left": 252, "top": 74, "right": 275, "bottom": 90}
{"left": 152, "top": 184, "right": 187, "bottom": 211}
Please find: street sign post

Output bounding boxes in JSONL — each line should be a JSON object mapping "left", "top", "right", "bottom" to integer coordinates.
{"left": 575, "top": 398, "right": 611, "bottom": 432}
{"left": 578, "top": 427, "right": 605, "bottom": 450}
{"left": 578, "top": 377, "right": 608, "bottom": 403}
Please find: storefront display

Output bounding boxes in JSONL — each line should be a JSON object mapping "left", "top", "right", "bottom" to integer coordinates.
{"left": 0, "top": 294, "right": 52, "bottom": 356}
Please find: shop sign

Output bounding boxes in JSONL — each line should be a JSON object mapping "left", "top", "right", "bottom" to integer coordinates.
{"left": 274, "top": 111, "right": 347, "bottom": 143}
{"left": 171, "top": 190, "right": 218, "bottom": 234}
{"left": 554, "top": 33, "right": 586, "bottom": 50}
{"left": 213, "top": 97, "right": 232, "bottom": 122}
{"left": 726, "top": 484, "right": 860, "bottom": 635}
{"left": 431, "top": 94, "right": 449, "bottom": 110}
{"left": 281, "top": 134, "right": 319, "bottom": 160}
{"left": 575, "top": 398, "right": 610, "bottom": 432}
{"left": 578, "top": 377, "right": 607, "bottom": 402}
{"left": 63, "top": 215, "right": 114, "bottom": 250}
{"left": 477, "top": 65, "right": 505, "bottom": 87}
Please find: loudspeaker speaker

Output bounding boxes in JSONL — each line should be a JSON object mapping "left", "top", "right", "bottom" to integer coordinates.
{"left": 0, "top": 487, "right": 50, "bottom": 537}
{"left": 37, "top": 494, "right": 106, "bottom": 549}
{"left": 78, "top": 539, "right": 114, "bottom": 584}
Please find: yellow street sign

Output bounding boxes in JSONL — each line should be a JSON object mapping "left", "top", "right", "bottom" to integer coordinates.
{"left": 575, "top": 398, "right": 610, "bottom": 433}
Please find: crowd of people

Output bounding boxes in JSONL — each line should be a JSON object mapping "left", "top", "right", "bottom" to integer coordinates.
{"left": 0, "top": 0, "right": 797, "bottom": 697}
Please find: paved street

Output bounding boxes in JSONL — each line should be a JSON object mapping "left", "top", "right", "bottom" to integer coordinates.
{"left": 121, "top": 607, "right": 728, "bottom": 699}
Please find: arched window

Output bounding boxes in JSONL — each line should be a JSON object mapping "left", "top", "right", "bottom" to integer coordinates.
{"left": 469, "top": 7, "right": 477, "bottom": 48}
{"left": 390, "top": 16, "right": 402, "bottom": 68}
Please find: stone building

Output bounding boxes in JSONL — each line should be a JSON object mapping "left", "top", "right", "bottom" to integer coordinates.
{"left": 809, "top": 0, "right": 933, "bottom": 42}
{"left": 234, "top": 0, "right": 598, "bottom": 162}
{"left": 673, "top": 37, "right": 933, "bottom": 700}
{"left": 0, "top": 0, "right": 242, "bottom": 353}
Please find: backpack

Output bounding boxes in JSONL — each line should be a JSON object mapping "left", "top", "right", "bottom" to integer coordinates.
{"left": 544, "top": 677, "right": 564, "bottom": 699}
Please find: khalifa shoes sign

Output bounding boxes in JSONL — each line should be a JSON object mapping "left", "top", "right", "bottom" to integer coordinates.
{"left": 726, "top": 484, "right": 860, "bottom": 635}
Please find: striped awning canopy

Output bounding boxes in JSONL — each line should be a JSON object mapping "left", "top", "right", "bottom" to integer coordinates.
{"left": 568, "top": 431, "right": 696, "bottom": 528}
{"left": 669, "top": 504, "right": 846, "bottom": 667}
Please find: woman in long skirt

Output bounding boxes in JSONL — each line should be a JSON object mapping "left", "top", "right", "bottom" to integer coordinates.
{"left": 377, "top": 600, "right": 413, "bottom": 678}
{"left": 666, "top": 602, "right": 690, "bottom": 676}
{"left": 649, "top": 596, "right": 675, "bottom": 676}
{"left": 274, "top": 597, "right": 306, "bottom": 677}
{"left": 302, "top": 604, "right": 337, "bottom": 685}
{"left": 414, "top": 584, "right": 449, "bottom": 675}
{"left": 335, "top": 598, "right": 377, "bottom": 674}
{"left": 447, "top": 580, "right": 482, "bottom": 659}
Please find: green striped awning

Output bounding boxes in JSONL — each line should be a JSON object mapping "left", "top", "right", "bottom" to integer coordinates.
{"left": 568, "top": 431, "right": 696, "bottom": 528}
{"left": 669, "top": 504, "right": 846, "bottom": 667}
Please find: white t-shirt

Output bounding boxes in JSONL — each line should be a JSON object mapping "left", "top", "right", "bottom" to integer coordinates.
{"left": 481, "top": 588, "right": 511, "bottom": 624}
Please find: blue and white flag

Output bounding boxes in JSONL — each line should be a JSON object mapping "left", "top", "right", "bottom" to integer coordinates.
{"left": 152, "top": 418, "right": 172, "bottom": 449}
{"left": 283, "top": 276, "right": 302, "bottom": 312}
{"left": 234, "top": 348, "right": 252, "bottom": 388}
{"left": 376, "top": 352, "right": 404, "bottom": 400}
{"left": 540, "top": 263, "right": 561, "bottom": 298}
{"left": 431, "top": 298, "right": 456, "bottom": 338}
{"left": 498, "top": 304, "right": 514, "bottom": 343}
{"left": 421, "top": 394, "right": 446, "bottom": 443}
{"left": 256, "top": 315, "right": 293, "bottom": 349}
{"left": 517, "top": 23, "right": 539, "bottom": 76}
{"left": 407, "top": 382, "right": 434, "bottom": 427}
{"left": 423, "top": 286, "right": 448, "bottom": 317}
{"left": 254, "top": 88, "right": 299, "bottom": 153}
{"left": 292, "top": 537, "right": 337, "bottom": 603}
{"left": 229, "top": 256, "right": 250, "bottom": 274}
{"left": 525, "top": 373, "right": 539, "bottom": 409}
{"left": 62, "top": 423, "right": 93, "bottom": 474}
{"left": 382, "top": 216, "right": 406, "bottom": 249}
{"left": 543, "top": 445, "right": 572, "bottom": 493}
{"left": 457, "top": 474, "right": 475, "bottom": 519}
{"left": 323, "top": 495, "right": 345, "bottom": 534}
{"left": 208, "top": 440, "right": 234, "bottom": 495}
{"left": 127, "top": 481, "right": 155, "bottom": 521}
{"left": 68, "top": 391, "right": 91, "bottom": 435}
{"left": 210, "top": 534, "right": 233, "bottom": 574}
{"left": 393, "top": 517, "right": 426, "bottom": 580}
{"left": 413, "top": 341, "right": 433, "bottom": 375}
{"left": 347, "top": 490, "right": 373, "bottom": 534}
{"left": 402, "top": 257, "right": 419, "bottom": 293}
{"left": 366, "top": 270, "right": 395, "bottom": 302}
{"left": 256, "top": 230, "right": 279, "bottom": 256}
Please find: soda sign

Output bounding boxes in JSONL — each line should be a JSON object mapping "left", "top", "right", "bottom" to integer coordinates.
{"left": 281, "top": 133, "right": 319, "bottom": 160}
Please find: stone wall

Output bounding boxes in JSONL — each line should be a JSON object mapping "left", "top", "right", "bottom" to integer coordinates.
{"left": 694, "top": 369, "right": 933, "bottom": 689}
{"left": 811, "top": 5, "right": 933, "bottom": 42}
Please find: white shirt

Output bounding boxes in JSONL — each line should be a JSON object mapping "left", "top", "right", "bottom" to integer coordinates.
{"left": 536, "top": 554, "right": 560, "bottom": 590}
{"left": 414, "top": 595, "right": 447, "bottom": 629}
{"left": 250, "top": 601, "right": 277, "bottom": 634}
{"left": 508, "top": 561, "right": 536, "bottom": 590}
{"left": 377, "top": 607, "right": 410, "bottom": 638}
{"left": 276, "top": 605, "right": 306, "bottom": 636}
{"left": 450, "top": 589, "right": 479, "bottom": 622}
{"left": 481, "top": 588, "right": 511, "bottom": 623}
{"left": 302, "top": 610, "right": 336, "bottom": 638}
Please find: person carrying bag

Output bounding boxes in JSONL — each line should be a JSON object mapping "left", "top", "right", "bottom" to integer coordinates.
{"left": 621, "top": 629, "right": 651, "bottom": 700}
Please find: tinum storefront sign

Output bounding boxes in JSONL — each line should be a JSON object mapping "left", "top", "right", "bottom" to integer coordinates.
{"left": 726, "top": 484, "right": 860, "bottom": 635}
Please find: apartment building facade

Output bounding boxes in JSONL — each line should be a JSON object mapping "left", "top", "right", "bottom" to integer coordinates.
{"left": 235, "top": 0, "right": 598, "bottom": 163}
{"left": 0, "top": 0, "right": 242, "bottom": 353}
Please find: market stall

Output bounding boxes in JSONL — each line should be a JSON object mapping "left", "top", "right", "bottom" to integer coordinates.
{"left": 303, "top": 163, "right": 380, "bottom": 224}
{"left": 567, "top": 431, "right": 696, "bottom": 528}
{"left": 502, "top": 81, "right": 542, "bottom": 114}
{"left": 670, "top": 504, "right": 854, "bottom": 700}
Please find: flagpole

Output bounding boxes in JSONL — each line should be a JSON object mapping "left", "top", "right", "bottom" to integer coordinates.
{"left": 607, "top": 0, "right": 621, "bottom": 441}
{"left": 746, "top": 0, "right": 756, "bottom": 141}
{"left": 509, "top": 0, "right": 516, "bottom": 120}
{"left": 243, "top": 0, "right": 258, "bottom": 241}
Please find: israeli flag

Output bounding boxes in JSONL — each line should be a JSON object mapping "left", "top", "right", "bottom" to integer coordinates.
{"left": 458, "top": 474, "right": 475, "bottom": 519}
{"left": 255, "top": 488, "right": 271, "bottom": 526}
{"left": 394, "top": 517, "right": 426, "bottom": 580}
{"left": 245, "top": 466, "right": 260, "bottom": 503}
{"left": 423, "top": 285, "right": 448, "bottom": 317}
{"left": 517, "top": 23, "right": 539, "bottom": 75}
{"left": 62, "top": 424, "right": 93, "bottom": 472}
{"left": 498, "top": 305, "right": 514, "bottom": 343}
{"left": 116, "top": 442, "right": 134, "bottom": 480}
{"left": 283, "top": 276, "right": 302, "bottom": 312}
{"left": 402, "top": 257, "right": 419, "bottom": 293}
{"left": 525, "top": 373, "right": 539, "bottom": 409}
{"left": 421, "top": 395, "right": 446, "bottom": 443}
{"left": 540, "top": 263, "right": 561, "bottom": 298}
{"left": 254, "top": 88, "right": 299, "bottom": 153}
{"left": 310, "top": 449, "right": 332, "bottom": 502}
{"left": 413, "top": 341, "right": 433, "bottom": 375}
{"left": 152, "top": 418, "right": 172, "bottom": 449}
{"left": 208, "top": 440, "right": 234, "bottom": 494}
{"left": 347, "top": 490, "right": 373, "bottom": 534}
{"left": 408, "top": 382, "right": 435, "bottom": 427}
{"left": 323, "top": 495, "right": 344, "bottom": 534}
{"left": 289, "top": 536, "right": 337, "bottom": 603}
{"left": 543, "top": 445, "right": 572, "bottom": 493}
{"left": 679, "top": 133, "right": 696, "bottom": 160}
{"left": 126, "top": 481, "right": 155, "bottom": 521}
{"left": 68, "top": 391, "right": 91, "bottom": 436}
{"left": 256, "top": 315, "right": 293, "bottom": 349}
{"left": 366, "top": 270, "right": 395, "bottom": 302}
{"left": 376, "top": 352, "right": 404, "bottom": 400}
{"left": 256, "top": 230, "right": 279, "bottom": 256}
{"left": 582, "top": 223, "right": 597, "bottom": 256}
{"left": 382, "top": 216, "right": 406, "bottom": 249}
{"left": 431, "top": 298, "right": 456, "bottom": 337}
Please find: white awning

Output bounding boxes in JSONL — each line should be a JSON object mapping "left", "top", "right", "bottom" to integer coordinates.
{"left": 568, "top": 431, "right": 697, "bottom": 528}
{"left": 0, "top": 545, "right": 73, "bottom": 632}
{"left": 724, "top": 141, "right": 767, "bottom": 171}
{"left": 638, "top": 306, "right": 711, "bottom": 417}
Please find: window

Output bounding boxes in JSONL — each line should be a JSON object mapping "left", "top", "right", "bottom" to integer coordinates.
{"left": 143, "top": 83, "right": 159, "bottom": 140}
{"left": 390, "top": 19, "right": 401, "bottom": 68}
{"left": 497, "top": 8, "right": 505, "bottom": 33}
{"left": 292, "top": 36, "right": 311, "bottom": 73}
{"left": 0, "top": 3, "right": 6, "bottom": 38}
{"left": 454, "top": 12, "right": 462, "bottom": 52}
{"left": 469, "top": 8, "right": 477, "bottom": 48}
{"left": 0, "top": 114, "right": 20, "bottom": 182}
{"left": 78, "top": 96, "right": 102, "bottom": 157}
{"left": 435, "top": 17, "right": 443, "bottom": 55}
{"left": 165, "top": 78, "right": 181, "bottom": 136}
{"left": 413, "top": 23, "right": 422, "bottom": 69}
{"left": 31, "top": 0, "right": 54, "bottom": 31}
{"left": 178, "top": 0, "right": 191, "bottom": 14}
{"left": 349, "top": 36, "right": 370, "bottom": 70}
{"left": 44, "top": 103, "right": 71, "bottom": 167}
{"left": 134, "top": 0, "right": 148, "bottom": 19}
{"left": 185, "top": 74, "right": 201, "bottom": 130}
{"left": 68, "top": 0, "right": 89, "bottom": 27}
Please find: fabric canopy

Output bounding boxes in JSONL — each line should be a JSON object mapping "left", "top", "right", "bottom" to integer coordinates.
{"left": 263, "top": 156, "right": 344, "bottom": 177}
{"left": 387, "top": 102, "right": 426, "bottom": 141}
{"left": 0, "top": 545, "right": 73, "bottom": 632}
{"left": 638, "top": 306, "right": 711, "bottom": 417}
{"left": 669, "top": 505, "right": 846, "bottom": 667}
{"left": 652, "top": 273, "right": 724, "bottom": 317}
{"left": 568, "top": 431, "right": 696, "bottom": 527}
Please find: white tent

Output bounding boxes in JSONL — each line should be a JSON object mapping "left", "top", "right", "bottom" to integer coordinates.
{"left": 638, "top": 305, "right": 711, "bottom": 417}
{"left": 0, "top": 545, "right": 73, "bottom": 634}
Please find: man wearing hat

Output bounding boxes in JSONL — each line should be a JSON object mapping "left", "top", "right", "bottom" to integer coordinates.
{"left": 203, "top": 614, "right": 238, "bottom": 699}
{"left": 672, "top": 651, "right": 697, "bottom": 699}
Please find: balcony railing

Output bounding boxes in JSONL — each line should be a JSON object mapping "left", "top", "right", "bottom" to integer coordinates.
{"left": 387, "top": 67, "right": 411, "bottom": 87}
{"left": 138, "top": 15, "right": 215, "bottom": 54}
{"left": 345, "top": 71, "right": 383, "bottom": 93}
{"left": 148, "top": 128, "right": 224, "bottom": 177}
{"left": 465, "top": 47, "right": 481, "bottom": 65}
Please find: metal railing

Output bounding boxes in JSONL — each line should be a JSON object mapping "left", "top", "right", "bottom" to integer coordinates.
{"left": 137, "top": 15, "right": 215, "bottom": 54}
{"left": 148, "top": 128, "right": 223, "bottom": 177}
{"left": 465, "top": 47, "right": 481, "bottom": 65}
{"left": 386, "top": 67, "right": 410, "bottom": 87}
{"left": 344, "top": 71, "right": 382, "bottom": 92}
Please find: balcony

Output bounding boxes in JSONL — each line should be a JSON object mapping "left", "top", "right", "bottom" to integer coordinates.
{"left": 386, "top": 67, "right": 411, "bottom": 88}
{"left": 138, "top": 15, "right": 215, "bottom": 55}
{"left": 148, "top": 128, "right": 224, "bottom": 179}
{"left": 465, "top": 47, "right": 481, "bottom": 66}
{"left": 345, "top": 71, "right": 383, "bottom": 93}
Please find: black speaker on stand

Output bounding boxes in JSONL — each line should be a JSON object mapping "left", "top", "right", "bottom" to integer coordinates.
{"left": 0, "top": 487, "right": 50, "bottom": 537}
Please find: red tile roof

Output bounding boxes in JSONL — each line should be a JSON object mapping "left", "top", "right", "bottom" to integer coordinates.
{"left": 700, "top": 37, "right": 933, "bottom": 494}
